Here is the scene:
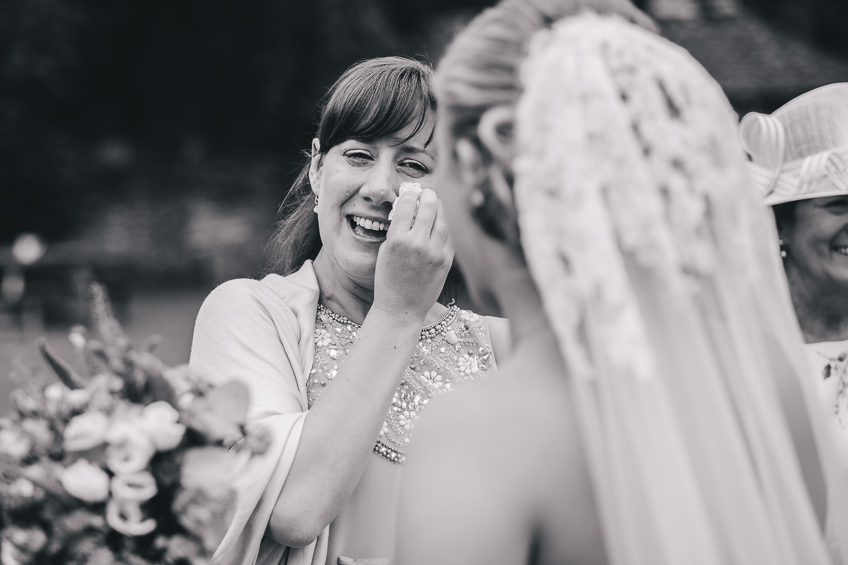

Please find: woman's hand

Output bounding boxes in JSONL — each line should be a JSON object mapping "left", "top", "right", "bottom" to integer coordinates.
{"left": 373, "top": 188, "right": 454, "bottom": 322}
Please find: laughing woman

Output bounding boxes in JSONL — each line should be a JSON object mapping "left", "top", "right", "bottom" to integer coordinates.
{"left": 740, "top": 84, "right": 848, "bottom": 475}
{"left": 190, "top": 57, "right": 507, "bottom": 565}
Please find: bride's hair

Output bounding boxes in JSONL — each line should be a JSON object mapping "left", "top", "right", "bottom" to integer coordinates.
{"left": 435, "top": 0, "right": 654, "bottom": 241}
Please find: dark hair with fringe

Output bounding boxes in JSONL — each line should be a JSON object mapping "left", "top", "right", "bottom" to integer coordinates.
{"left": 265, "top": 56, "right": 437, "bottom": 277}
{"left": 771, "top": 201, "right": 798, "bottom": 232}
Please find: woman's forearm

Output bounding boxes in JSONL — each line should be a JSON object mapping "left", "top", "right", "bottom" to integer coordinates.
{"left": 267, "top": 307, "right": 423, "bottom": 546}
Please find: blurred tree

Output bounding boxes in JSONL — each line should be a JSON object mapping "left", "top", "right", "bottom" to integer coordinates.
{"left": 0, "top": 0, "right": 499, "bottom": 245}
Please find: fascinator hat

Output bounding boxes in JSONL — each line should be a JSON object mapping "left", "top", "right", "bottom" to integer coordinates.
{"left": 740, "top": 83, "right": 848, "bottom": 206}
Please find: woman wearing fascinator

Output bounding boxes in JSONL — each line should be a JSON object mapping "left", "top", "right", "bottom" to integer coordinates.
{"left": 190, "top": 57, "right": 507, "bottom": 565}
{"left": 396, "top": 1, "right": 848, "bottom": 564}
{"left": 740, "top": 86, "right": 848, "bottom": 448}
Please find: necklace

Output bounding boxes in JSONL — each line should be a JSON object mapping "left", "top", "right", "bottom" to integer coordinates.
{"left": 316, "top": 302, "right": 459, "bottom": 339}
{"left": 309, "top": 302, "right": 491, "bottom": 464}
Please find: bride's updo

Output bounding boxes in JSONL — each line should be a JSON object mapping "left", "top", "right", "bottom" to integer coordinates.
{"left": 436, "top": 0, "right": 655, "bottom": 241}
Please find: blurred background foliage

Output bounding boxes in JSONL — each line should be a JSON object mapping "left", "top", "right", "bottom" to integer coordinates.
{"left": 1, "top": 0, "right": 847, "bottom": 411}
{"left": 0, "top": 0, "right": 491, "bottom": 250}
{"left": 2, "top": 0, "right": 847, "bottom": 258}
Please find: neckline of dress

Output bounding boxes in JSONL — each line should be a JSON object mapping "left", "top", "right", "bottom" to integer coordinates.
{"left": 316, "top": 302, "right": 459, "bottom": 335}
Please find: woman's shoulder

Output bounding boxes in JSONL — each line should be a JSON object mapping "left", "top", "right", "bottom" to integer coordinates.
{"left": 199, "top": 267, "right": 318, "bottom": 318}
{"left": 419, "top": 362, "right": 574, "bottom": 445}
{"left": 198, "top": 277, "right": 284, "bottom": 319}
{"left": 452, "top": 308, "right": 510, "bottom": 365}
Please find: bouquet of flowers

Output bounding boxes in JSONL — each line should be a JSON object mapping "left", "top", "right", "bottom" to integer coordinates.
{"left": 0, "top": 285, "right": 267, "bottom": 565}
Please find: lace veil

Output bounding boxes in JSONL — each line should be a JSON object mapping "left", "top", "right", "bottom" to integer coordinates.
{"left": 514, "top": 13, "right": 848, "bottom": 564}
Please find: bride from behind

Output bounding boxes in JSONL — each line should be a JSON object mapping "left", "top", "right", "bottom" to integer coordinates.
{"left": 397, "top": 0, "right": 848, "bottom": 563}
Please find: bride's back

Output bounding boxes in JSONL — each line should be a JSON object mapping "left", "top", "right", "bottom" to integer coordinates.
{"left": 399, "top": 329, "right": 605, "bottom": 565}
{"left": 396, "top": 1, "right": 848, "bottom": 564}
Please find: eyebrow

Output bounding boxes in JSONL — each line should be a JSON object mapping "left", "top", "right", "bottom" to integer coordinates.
{"left": 396, "top": 144, "right": 435, "bottom": 160}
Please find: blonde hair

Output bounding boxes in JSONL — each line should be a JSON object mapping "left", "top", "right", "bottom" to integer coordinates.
{"left": 437, "top": 0, "right": 654, "bottom": 144}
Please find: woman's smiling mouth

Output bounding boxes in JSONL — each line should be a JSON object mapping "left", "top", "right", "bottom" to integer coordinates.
{"left": 348, "top": 215, "right": 389, "bottom": 241}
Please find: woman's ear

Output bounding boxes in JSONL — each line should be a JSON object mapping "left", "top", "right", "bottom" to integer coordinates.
{"left": 455, "top": 138, "right": 484, "bottom": 195}
{"left": 309, "top": 138, "right": 322, "bottom": 194}
{"left": 477, "top": 105, "right": 514, "bottom": 168}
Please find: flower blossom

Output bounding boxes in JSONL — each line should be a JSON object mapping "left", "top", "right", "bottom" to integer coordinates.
{"left": 0, "top": 427, "right": 31, "bottom": 460}
{"left": 1, "top": 526, "right": 47, "bottom": 565}
{"left": 106, "top": 498, "right": 157, "bottom": 537}
{"left": 60, "top": 459, "right": 110, "bottom": 502}
{"left": 63, "top": 411, "right": 109, "bottom": 452}
{"left": 140, "top": 401, "right": 186, "bottom": 451}
{"left": 457, "top": 354, "right": 479, "bottom": 375}
{"left": 105, "top": 420, "right": 156, "bottom": 475}
{"left": 111, "top": 471, "right": 158, "bottom": 502}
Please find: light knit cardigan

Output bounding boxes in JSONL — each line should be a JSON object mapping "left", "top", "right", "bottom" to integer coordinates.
{"left": 190, "top": 261, "right": 327, "bottom": 565}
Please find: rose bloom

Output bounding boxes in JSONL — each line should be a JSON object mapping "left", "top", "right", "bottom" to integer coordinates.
{"left": 106, "top": 498, "right": 157, "bottom": 537}
{"left": 0, "top": 427, "right": 31, "bottom": 460}
{"left": 105, "top": 420, "right": 156, "bottom": 475}
{"left": 60, "top": 459, "right": 110, "bottom": 502}
{"left": 111, "top": 470, "right": 158, "bottom": 502}
{"left": 63, "top": 411, "right": 109, "bottom": 451}
{"left": 141, "top": 401, "right": 186, "bottom": 451}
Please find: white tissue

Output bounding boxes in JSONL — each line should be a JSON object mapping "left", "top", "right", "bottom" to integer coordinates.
{"left": 387, "top": 182, "right": 422, "bottom": 221}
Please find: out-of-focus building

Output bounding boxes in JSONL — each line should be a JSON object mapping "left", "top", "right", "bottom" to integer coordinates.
{"left": 645, "top": 0, "right": 848, "bottom": 114}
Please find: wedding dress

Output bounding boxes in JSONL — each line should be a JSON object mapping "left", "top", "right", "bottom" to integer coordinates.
{"left": 513, "top": 13, "right": 848, "bottom": 564}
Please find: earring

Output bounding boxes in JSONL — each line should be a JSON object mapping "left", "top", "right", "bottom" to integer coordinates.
{"left": 313, "top": 194, "right": 319, "bottom": 213}
{"left": 779, "top": 238, "right": 787, "bottom": 258}
{"left": 469, "top": 189, "right": 485, "bottom": 210}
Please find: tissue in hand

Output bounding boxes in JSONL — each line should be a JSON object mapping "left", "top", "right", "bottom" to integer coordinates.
{"left": 387, "top": 182, "right": 422, "bottom": 221}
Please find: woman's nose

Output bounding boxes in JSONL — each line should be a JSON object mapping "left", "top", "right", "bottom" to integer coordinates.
{"left": 359, "top": 160, "right": 397, "bottom": 207}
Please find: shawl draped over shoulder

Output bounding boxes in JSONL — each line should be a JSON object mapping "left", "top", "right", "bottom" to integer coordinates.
{"left": 190, "top": 261, "right": 326, "bottom": 565}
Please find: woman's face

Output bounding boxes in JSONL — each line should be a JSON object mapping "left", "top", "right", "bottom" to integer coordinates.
{"left": 782, "top": 195, "right": 848, "bottom": 296}
{"left": 311, "top": 118, "right": 436, "bottom": 286}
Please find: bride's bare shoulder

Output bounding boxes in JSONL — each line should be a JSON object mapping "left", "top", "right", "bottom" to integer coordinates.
{"left": 398, "top": 357, "right": 601, "bottom": 565}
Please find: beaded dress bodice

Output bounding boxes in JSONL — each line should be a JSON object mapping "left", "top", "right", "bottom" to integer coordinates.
{"left": 307, "top": 303, "right": 495, "bottom": 464}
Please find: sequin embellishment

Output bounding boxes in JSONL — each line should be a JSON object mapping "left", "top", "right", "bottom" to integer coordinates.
{"left": 307, "top": 303, "right": 494, "bottom": 464}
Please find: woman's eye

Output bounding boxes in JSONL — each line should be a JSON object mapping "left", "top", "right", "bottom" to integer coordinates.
{"left": 825, "top": 198, "right": 848, "bottom": 211}
{"left": 399, "top": 160, "right": 429, "bottom": 177}
{"left": 345, "top": 151, "right": 373, "bottom": 166}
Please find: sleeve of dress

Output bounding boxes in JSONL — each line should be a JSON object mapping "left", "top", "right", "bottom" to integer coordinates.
{"left": 189, "top": 278, "right": 327, "bottom": 565}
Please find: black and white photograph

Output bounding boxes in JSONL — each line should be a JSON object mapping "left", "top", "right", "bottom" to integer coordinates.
{"left": 3, "top": 0, "right": 848, "bottom": 564}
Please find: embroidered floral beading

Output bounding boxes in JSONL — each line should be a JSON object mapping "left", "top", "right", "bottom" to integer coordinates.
{"left": 820, "top": 349, "right": 848, "bottom": 428}
{"left": 307, "top": 304, "right": 494, "bottom": 464}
